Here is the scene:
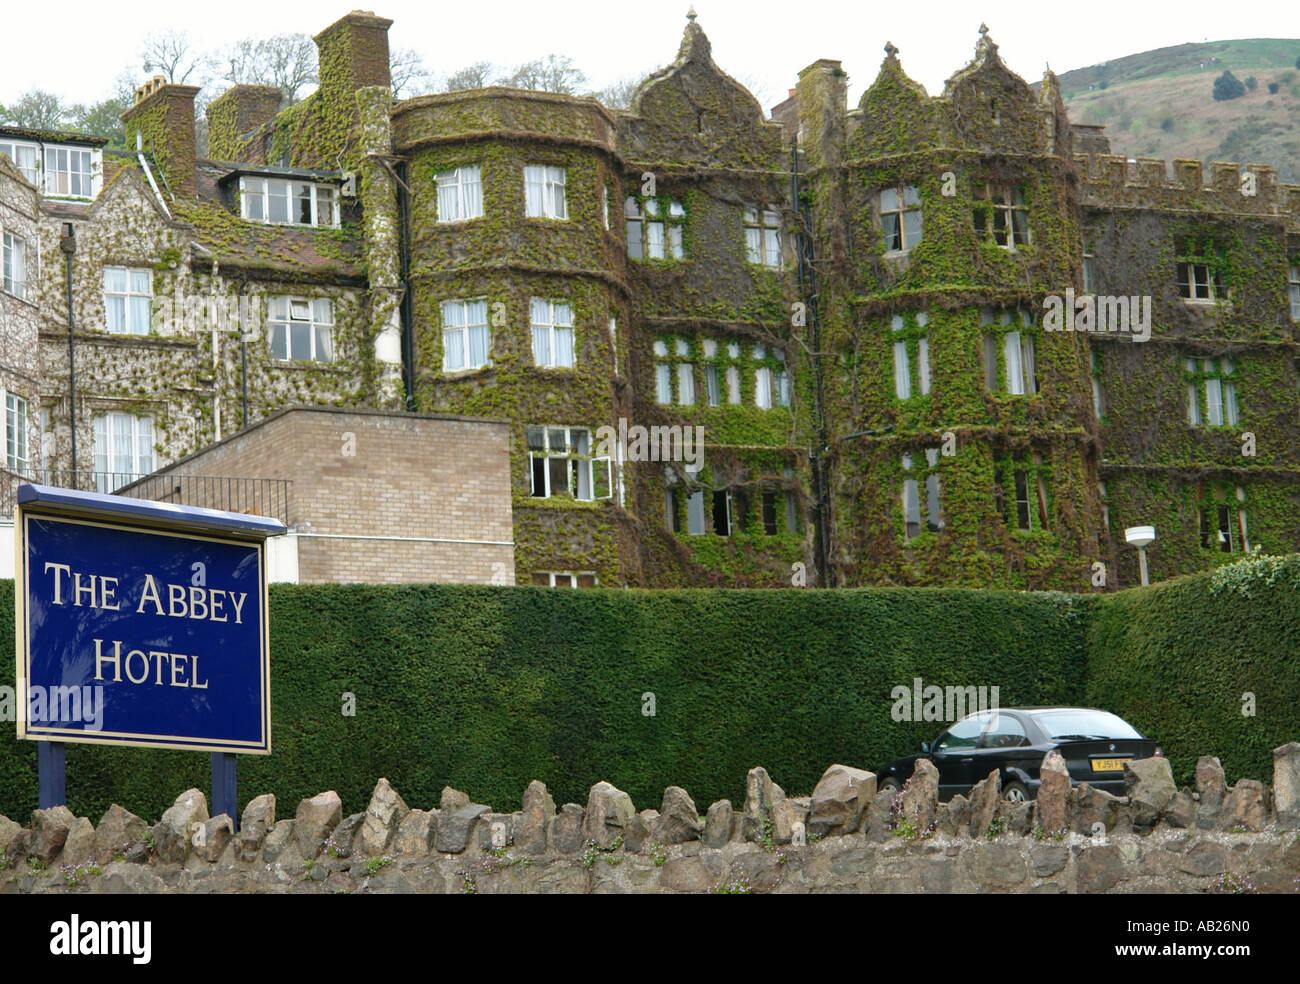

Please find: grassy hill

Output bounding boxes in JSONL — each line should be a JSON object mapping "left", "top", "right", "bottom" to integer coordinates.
{"left": 1053, "top": 39, "right": 1300, "bottom": 181}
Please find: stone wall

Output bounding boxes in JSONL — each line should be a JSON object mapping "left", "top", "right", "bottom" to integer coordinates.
{"left": 5, "top": 745, "right": 1297, "bottom": 894}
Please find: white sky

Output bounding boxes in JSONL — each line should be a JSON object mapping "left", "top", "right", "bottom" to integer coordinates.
{"left": 5, "top": 0, "right": 1300, "bottom": 111}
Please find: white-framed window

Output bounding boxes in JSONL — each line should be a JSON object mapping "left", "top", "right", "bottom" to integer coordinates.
{"left": 92, "top": 411, "right": 153, "bottom": 493}
{"left": 526, "top": 425, "right": 611, "bottom": 500}
{"left": 744, "top": 205, "right": 782, "bottom": 266}
{"left": 891, "top": 312, "right": 931, "bottom": 399}
{"left": 880, "top": 185, "right": 922, "bottom": 253}
{"left": 1185, "top": 357, "right": 1238, "bottom": 427}
{"left": 1198, "top": 486, "right": 1249, "bottom": 553}
{"left": 1090, "top": 349, "right": 1104, "bottom": 418}
{"left": 973, "top": 183, "right": 1029, "bottom": 248}
{"left": 626, "top": 196, "right": 685, "bottom": 260}
{"left": 686, "top": 488, "right": 706, "bottom": 535}
{"left": 435, "top": 165, "right": 483, "bottom": 222}
{"left": 0, "top": 140, "right": 40, "bottom": 185}
{"left": 1288, "top": 265, "right": 1299, "bottom": 320}
{"left": 982, "top": 308, "right": 1036, "bottom": 395}
{"left": 530, "top": 298, "right": 575, "bottom": 368}
{"left": 601, "top": 185, "right": 610, "bottom": 230}
{"left": 5, "top": 392, "right": 29, "bottom": 474}
{"left": 441, "top": 298, "right": 490, "bottom": 371}
{"left": 43, "top": 147, "right": 94, "bottom": 198}
{"left": 1082, "top": 229, "right": 1096, "bottom": 292}
{"left": 997, "top": 450, "right": 1049, "bottom": 533}
{"left": 530, "top": 571, "right": 598, "bottom": 588}
{"left": 524, "top": 165, "right": 567, "bottom": 219}
{"left": 240, "top": 176, "right": 339, "bottom": 228}
{"left": 774, "top": 353, "right": 791, "bottom": 408}
{"left": 901, "top": 448, "right": 943, "bottom": 541}
{"left": 1177, "top": 261, "right": 1224, "bottom": 302}
{"left": 103, "top": 267, "right": 152, "bottom": 334}
{"left": 268, "top": 296, "right": 334, "bottom": 362}
{"left": 2, "top": 230, "right": 28, "bottom": 301}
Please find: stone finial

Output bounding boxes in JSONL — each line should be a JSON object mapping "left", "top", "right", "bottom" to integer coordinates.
{"left": 884, "top": 41, "right": 899, "bottom": 59}
{"left": 687, "top": 5, "right": 697, "bottom": 21}
{"left": 979, "top": 22, "right": 990, "bottom": 37}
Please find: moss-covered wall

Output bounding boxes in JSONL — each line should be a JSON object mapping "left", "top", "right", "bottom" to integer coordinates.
{"left": 16, "top": 15, "right": 1300, "bottom": 595}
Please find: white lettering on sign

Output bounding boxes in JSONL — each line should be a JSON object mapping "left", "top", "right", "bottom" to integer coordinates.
{"left": 93, "top": 639, "right": 210, "bottom": 689}
{"left": 43, "top": 565, "right": 248, "bottom": 624}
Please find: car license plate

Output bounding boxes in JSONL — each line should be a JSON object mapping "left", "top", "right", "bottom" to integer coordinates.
{"left": 1091, "top": 758, "right": 1131, "bottom": 772}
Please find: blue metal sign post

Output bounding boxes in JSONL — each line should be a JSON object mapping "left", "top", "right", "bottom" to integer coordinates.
{"left": 15, "top": 484, "right": 284, "bottom": 828}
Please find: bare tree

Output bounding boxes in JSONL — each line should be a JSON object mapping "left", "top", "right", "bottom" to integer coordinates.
{"left": 222, "top": 34, "right": 317, "bottom": 105}
{"left": 501, "top": 54, "right": 587, "bottom": 94}
{"left": 1, "top": 90, "right": 67, "bottom": 130}
{"left": 592, "top": 76, "right": 642, "bottom": 111}
{"left": 390, "top": 48, "right": 436, "bottom": 99}
{"left": 445, "top": 61, "right": 497, "bottom": 91}
{"left": 140, "top": 29, "right": 212, "bottom": 85}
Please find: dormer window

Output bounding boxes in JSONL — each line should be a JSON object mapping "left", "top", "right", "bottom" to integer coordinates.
{"left": 239, "top": 176, "right": 339, "bottom": 228}
{"left": 0, "top": 137, "right": 100, "bottom": 199}
{"left": 0, "top": 141, "right": 39, "bottom": 185}
{"left": 44, "top": 148, "right": 94, "bottom": 198}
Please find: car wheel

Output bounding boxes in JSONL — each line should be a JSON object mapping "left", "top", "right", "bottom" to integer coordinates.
{"left": 1002, "top": 780, "right": 1029, "bottom": 803}
{"left": 879, "top": 776, "right": 902, "bottom": 796}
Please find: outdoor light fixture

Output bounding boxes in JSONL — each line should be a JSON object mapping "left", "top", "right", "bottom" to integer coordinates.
{"left": 1125, "top": 525, "right": 1156, "bottom": 586}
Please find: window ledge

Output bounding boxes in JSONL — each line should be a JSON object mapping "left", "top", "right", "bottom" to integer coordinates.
{"left": 441, "top": 364, "right": 493, "bottom": 378}
{"left": 1, "top": 289, "right": 37, "bottom": 308}
{"left": 269, "top": 359, "right": 342, "bottom": 370}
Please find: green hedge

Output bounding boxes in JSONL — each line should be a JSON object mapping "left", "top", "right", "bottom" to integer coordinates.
{"left": 1086, "top": 555, "right": 1300, "bottom": 788}
{"left": 2, "top": 559, "right": 1295, "bottom": 824}
{"left": 0, "top": 581, "right": 1089, "bottom": 822}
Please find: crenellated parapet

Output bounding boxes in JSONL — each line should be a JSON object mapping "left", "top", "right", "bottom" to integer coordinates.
{"left": 1076, "top": 152, "right": 1300, "bottom": 231}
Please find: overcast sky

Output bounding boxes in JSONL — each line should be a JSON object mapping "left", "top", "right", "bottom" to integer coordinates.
{"left": 5, "top": 0, "right": 1300, "bottom": 111}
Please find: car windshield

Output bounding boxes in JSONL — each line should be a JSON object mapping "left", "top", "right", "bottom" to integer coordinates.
{"left": 1035, "top": 710, "right": 1142, "bottom": 740}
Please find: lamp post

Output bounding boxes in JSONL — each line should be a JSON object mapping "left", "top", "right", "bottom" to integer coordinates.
{"left": 1125, "top": 525, "right": 1156, "bottom": 586}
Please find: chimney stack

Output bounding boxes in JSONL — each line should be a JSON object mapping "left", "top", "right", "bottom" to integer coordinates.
{"left": 206, "top": 85, "right": 285, "bottom": 163}
{"left": 121, "top": 79, "right": 200, "bottom": 197}
{"left": 315, "top": 10, "right": 394, "bottom": 95}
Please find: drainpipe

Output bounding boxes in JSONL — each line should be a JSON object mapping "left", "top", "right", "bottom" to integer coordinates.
{"left": 238, "top": 273, "right": 249, "bottom": 428}
{"left": 396, "top": 160, "right": 415, "bottom": 411}
{"left": 791, "top": 136, "right": 834, "bottom": 587}
{"left": 59, "top": 223, "right": 77, "bottom": 487}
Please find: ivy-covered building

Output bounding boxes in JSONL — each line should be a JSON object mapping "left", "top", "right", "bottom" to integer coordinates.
{"left": 1, "top": 11, "right": 1298, "bottom": 590}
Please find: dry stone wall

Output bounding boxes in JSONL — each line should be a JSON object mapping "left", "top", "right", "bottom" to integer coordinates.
{"left": 4, "top": 744, "right": 1299, "bottom": 894}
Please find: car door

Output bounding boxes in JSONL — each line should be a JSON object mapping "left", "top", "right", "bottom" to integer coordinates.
{"left": 968, "top": 711, "right": 1030, "bottom": 787}
{"left": 930, "top": 712, "right": 992, "bottom": 798}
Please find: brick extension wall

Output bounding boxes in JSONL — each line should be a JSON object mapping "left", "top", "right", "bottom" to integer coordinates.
{"left": 146, "top": 406, "right": 514, "bottom": 584}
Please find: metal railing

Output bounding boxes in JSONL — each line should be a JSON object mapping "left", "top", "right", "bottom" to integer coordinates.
{"left": 0, "top": 468, "right": 291, "bottom": 525}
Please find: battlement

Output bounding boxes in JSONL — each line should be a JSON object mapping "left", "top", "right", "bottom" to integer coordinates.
{"left": 1076, "top": 152, "right": 1300, "bottom": 230}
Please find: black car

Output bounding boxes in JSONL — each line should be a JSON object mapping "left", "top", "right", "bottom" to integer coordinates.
{"left": 876, "top": 707, "right": 1162, "bottom": 802}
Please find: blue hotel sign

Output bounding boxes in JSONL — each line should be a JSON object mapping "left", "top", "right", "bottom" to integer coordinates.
{"left": 15, "top": 485, "right": 284, "bottom": 754}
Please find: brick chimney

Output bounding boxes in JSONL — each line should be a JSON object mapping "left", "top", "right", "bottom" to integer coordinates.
{"left": 314, "top": 10, "right": 394, "bottom": 95}
{"left": 206, "top": 85, "right": 285, "bottom": 162}
{"left": 121, "top": 76, "right": 200, "bottom": 197}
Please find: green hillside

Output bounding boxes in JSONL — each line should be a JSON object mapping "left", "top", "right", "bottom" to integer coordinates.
{"left": 1053, "top": 39, "right": 1300, "bottom": 181}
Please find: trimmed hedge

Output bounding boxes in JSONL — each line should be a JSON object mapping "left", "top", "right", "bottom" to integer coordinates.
{"left": 1, "top": 560, "right": 1294, "bottom": 824}
{"left": 1086, "top": 556, "right": 1300, "bottom": 788}
{"left": 0, "top": 581, "right": 1088, "bottom": 822}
